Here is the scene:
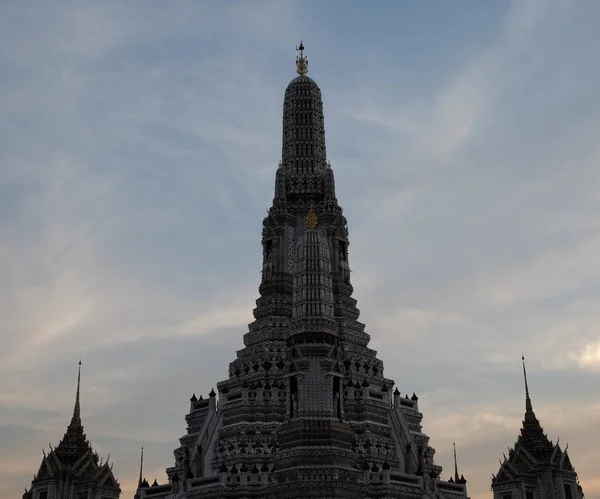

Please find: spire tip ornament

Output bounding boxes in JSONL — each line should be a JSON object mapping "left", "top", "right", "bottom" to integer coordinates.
{"left": 296, "top": 41, "right": 308, "bottom": 76}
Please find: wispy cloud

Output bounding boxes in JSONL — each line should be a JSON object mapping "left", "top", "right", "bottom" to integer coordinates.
{"left": 572, "top": 342, "right": 600, "bottom": 372}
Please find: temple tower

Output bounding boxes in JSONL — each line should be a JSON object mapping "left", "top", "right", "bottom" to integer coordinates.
{"left": 136, "top": 44, "right": 469, "bottom": 499}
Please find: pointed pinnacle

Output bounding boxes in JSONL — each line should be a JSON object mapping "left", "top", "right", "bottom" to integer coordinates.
{"left": 72, "top": 360, "right": 82, "bottom": 424}
{"left": 522, "top": 355, "right": 533, "bottom": 413}
{"left": 453, "top": 442, "right": 459, "bottom": 482}
{"left": 138, "top": 446, "right": 144, "bottom": 487}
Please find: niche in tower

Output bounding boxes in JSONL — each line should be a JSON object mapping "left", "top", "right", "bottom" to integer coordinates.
{"left": 195, "top": 445, "right": 203, "bottom": 478}
{"left": 339, "top": 241, "right": 347, "bottom": 261}
{"left": 405, "top": 443, "right": 413, "bottom": 474}
{"left": 263, "top": 239, "right": 274, "bottom": 281}
{"left": 333, "top": 376, "right": 342, "bottom": 420}
{"left": 290, "top": 376, "right": 298, "bottom": 418}
{"left": 265, "top": 240, "right": 273, "bottom": 261}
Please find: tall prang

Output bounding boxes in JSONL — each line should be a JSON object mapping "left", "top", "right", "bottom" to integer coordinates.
{"left": 136, "top": 44, "right": 469, "bottom": 499}
{"left": 491, "top": 358, "right": 584, "bottom": 499}
{"left": 23, "top": 362, "right": 121, "bottom": 499}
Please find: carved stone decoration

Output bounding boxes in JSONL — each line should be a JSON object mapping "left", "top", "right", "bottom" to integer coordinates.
{"left": 263, "top": 260, "right": 273, "bottom": 281}
{"left": 339, "top": 261, "right": 351, "bottom": 283}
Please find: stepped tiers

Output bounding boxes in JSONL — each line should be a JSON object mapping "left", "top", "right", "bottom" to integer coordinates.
{"left": 23, "top": 362, "right": 121, "bottom": 499}
{"left": 491, "top": 358, "right": 584, "bottom": 499}
{"left": 135, "top": 45, "right": 469, "bottom": 499}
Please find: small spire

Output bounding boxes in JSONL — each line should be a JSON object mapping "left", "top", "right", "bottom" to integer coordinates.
{"left": 306, "top": 201, "right": 317, "bottom": 229}
{"left": 296, "top": 41, "right": 308, "bottom": 76}
{"left": 138, "top": 446, "right": 144, "bottom": 487}
{"left": 453, "top": 442, "right": 459, "bottom": 482}
{"left": 71, "top": 360, "right": 82, "bottom": 426}
{"left": 522, "top": 355, "right": 533, "bottom": 413}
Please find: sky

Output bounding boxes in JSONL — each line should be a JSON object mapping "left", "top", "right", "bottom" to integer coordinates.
{"left": 1, "top": 1, "right": 599, "bottom": 498}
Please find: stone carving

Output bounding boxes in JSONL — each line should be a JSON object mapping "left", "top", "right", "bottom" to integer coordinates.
{"left": 263, "top": 260, "right": 273, "bottom": 281}
{"left": 340, "top": 261, "right": 351, "bottom": 283}
{"left": 291, "top": 393, "right": 298, "bottom": 419}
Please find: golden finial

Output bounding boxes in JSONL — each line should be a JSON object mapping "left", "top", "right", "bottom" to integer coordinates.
{"left": 296, "top": 41, "right": 308, "bottom": 76}
{"left": 306, "top": 202, "right": 317, "bottom": 229}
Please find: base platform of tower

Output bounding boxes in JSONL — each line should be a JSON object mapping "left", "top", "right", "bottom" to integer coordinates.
{"left": 134, "top": 45, "right": 469, "bottom": 499}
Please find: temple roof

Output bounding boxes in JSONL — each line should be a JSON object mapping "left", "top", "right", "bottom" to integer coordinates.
{"left": 52, "top": 361, "right": 94, "bottom": 466}
{"left": 516, "top": 409, "right": 553, "bottom": 458}
{"left": 492, "top": 358, "right": 577, "bottom": 486}
{"left": 25, "top": 363, "right": 121, "bottom": 496}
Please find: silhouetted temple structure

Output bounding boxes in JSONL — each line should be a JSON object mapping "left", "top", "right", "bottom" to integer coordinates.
{"left": 23, "top": 362, "right": 121, "bottom": 499}
{"left": 491, "top": 358, "right": 584, "bottom": 499}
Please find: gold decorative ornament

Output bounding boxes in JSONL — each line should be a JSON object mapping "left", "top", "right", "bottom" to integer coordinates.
{"left": 306, "top": 202, "right": 317, "bottom": 229}
{"left": 296, "top": 41, "right": 308, "bottom": 76}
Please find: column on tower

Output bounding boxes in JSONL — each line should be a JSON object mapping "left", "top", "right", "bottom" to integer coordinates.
{"left": 288, "top": 205, "right": 338, "bottom": 418}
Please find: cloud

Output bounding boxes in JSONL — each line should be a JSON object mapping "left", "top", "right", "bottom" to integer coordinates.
{"left": 572, "top": 342, "right": 600, "bottom": 372}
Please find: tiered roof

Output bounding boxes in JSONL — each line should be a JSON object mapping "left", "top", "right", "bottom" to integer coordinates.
{"left": 492, "top": 358, "right": 578, "bottom": 487}
{"left": 23, "top": 362, "right": 121, "bottom": 498}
